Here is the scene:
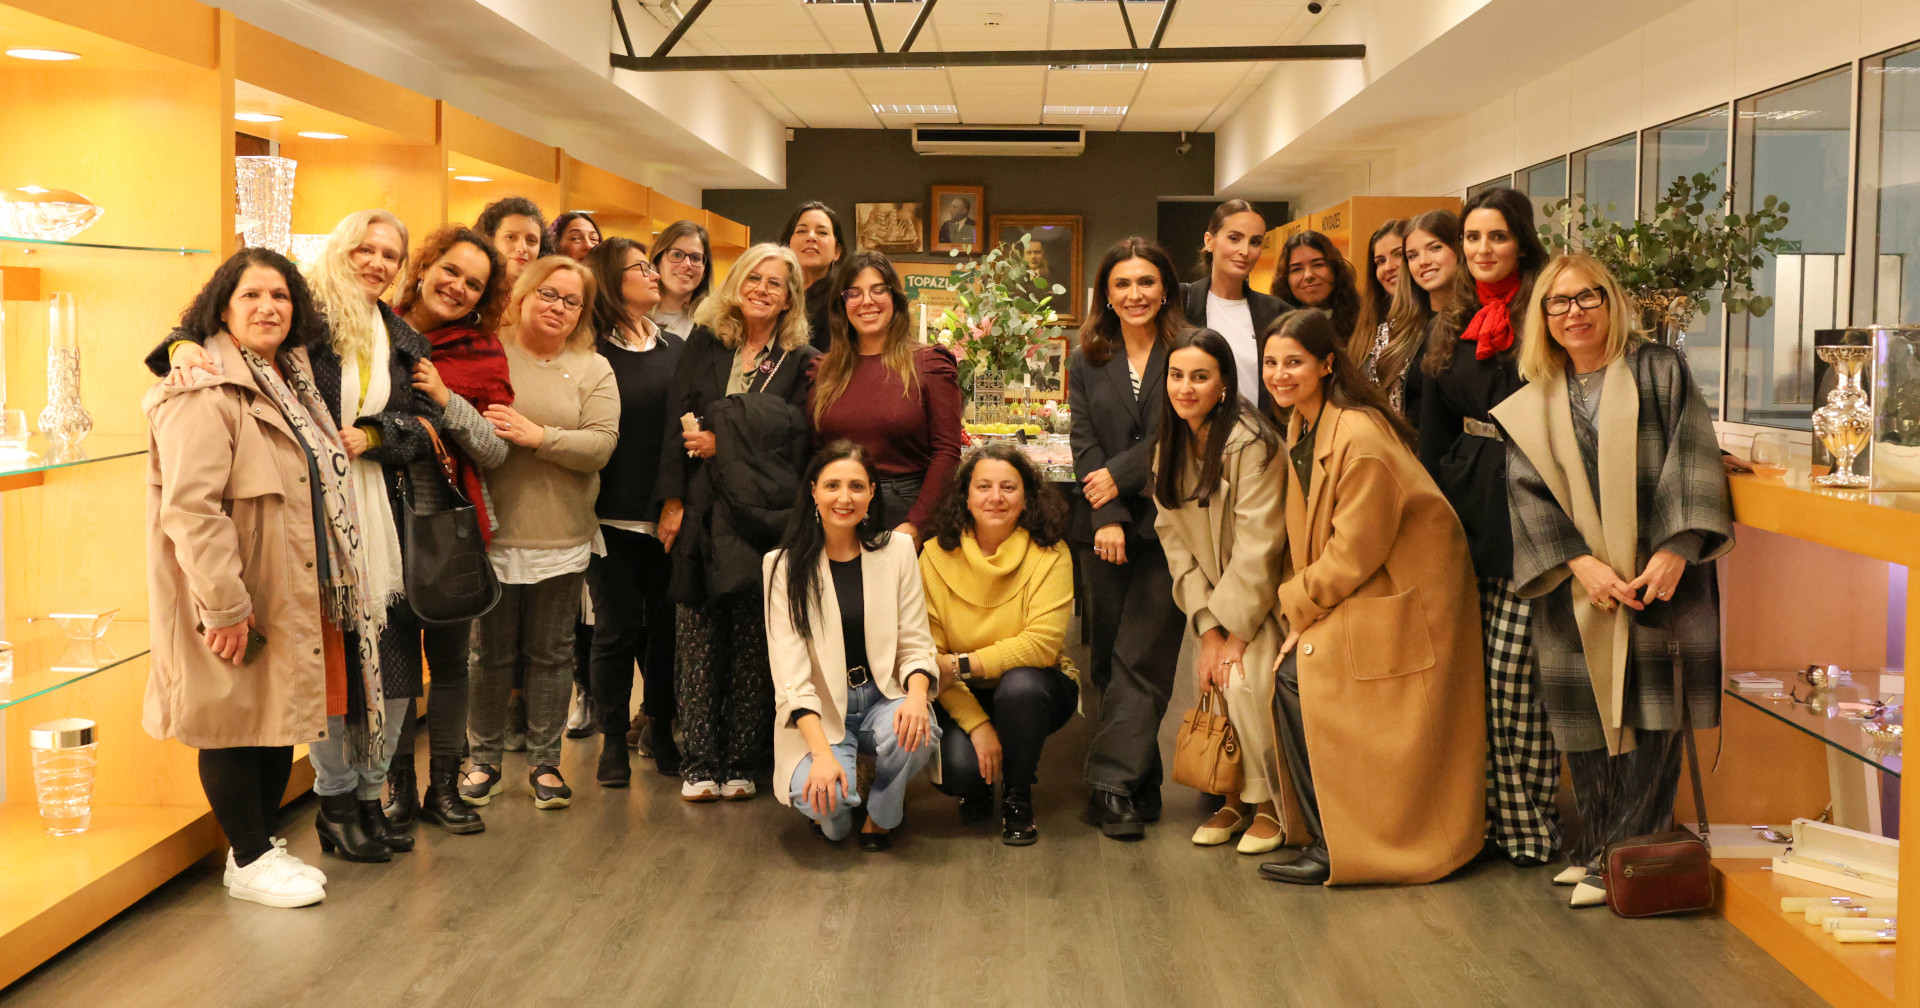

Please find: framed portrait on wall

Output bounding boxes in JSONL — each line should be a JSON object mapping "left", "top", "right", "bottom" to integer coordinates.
{"left": 854, "top": 202, "right": 924, "bottom": 254}
{"left": 990, "top": 214, "right": 1083, "bottom": 324}
{"left": 929, "top": 185, "right": 985, "bottom": 254}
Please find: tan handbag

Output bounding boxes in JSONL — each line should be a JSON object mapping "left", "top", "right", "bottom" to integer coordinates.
{"left": 1171, "top": 689, "right": 1244, "bottom": 795}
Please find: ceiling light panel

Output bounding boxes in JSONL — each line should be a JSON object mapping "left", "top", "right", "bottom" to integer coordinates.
{"left": 1043, "top": 105, "right": 1128, "bottom": 115}
{"left": 872, "top": 103, "right": 957, "bottom": 115}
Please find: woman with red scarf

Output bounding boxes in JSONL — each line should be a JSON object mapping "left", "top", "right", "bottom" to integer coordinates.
{"left": 385, "top": 224, "right": 516, "bottom": 836}
{"left": 1413, "top": 187, "right": 1561, "bottom": 870}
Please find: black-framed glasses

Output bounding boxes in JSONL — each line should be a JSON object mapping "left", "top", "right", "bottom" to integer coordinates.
{"left": 841, "top": 284, "right": 894, "bottom": 305}
{"left": 626, "top": 260, "right": 659, "bottom": 278}
{"left": 535, "top": 286, "right": 584, "bottom": 311}
{"left": 662, "top": 248, "right": 706, "bottom": 266}
{"left": 1542, "top": 286, "right": 1608, "bottom": 316}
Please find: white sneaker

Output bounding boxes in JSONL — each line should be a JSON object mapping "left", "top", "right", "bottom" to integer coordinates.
{"left": 226, "top": 846, "right": 326, "bottom": 908}
{"left": 681, "top": 779, "right": 720, "bottom": 802}
{"left": 224, "top": 840, "right": 326, "bottom": 887}
{"left": 720, "top": 778, "right": 756, "bottom": 801}
{"left": 565, "top": 687, "right": 594, "bottom": 738}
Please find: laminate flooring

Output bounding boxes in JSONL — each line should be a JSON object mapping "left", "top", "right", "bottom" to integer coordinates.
{"left": 6, "top": 628, "right": 1824, "bottom": 1008}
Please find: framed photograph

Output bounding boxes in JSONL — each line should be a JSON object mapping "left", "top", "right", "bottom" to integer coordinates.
{"left": 989, "top": 214, "right": 1083, "bottom": 323}
{"left": 1030, "top": 336, "right": 1067, "bottom": 400}
{"left": 929, "top": 184, "right": 986, "bottom": 254}
{"left": 854, "top": 202, "right": 924, "bottom": 254}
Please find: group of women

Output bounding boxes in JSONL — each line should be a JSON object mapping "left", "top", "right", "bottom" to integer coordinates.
{"left": 142, "top": 185, "right": 1731, "bottom": 914}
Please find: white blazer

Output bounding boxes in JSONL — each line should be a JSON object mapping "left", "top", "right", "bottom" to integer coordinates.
{"left": 762, "top": 533, "right": 939, "bottom": 807}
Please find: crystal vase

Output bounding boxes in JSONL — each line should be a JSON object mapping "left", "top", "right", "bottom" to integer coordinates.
{"left": 39, "top": 293, "right": 90, "bottom": 463}
{"left": 1812, "top": 344, "right": 1872, "bottom": 488}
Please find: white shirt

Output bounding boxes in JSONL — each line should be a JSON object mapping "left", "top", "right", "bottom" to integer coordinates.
{"left": 1205, "top": 290, "right": 1259, "bottom": 404}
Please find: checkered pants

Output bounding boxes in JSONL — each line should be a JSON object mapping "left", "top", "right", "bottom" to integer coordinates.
{"left": 1479, "top": 576, "right": 1561, "bottom": 863}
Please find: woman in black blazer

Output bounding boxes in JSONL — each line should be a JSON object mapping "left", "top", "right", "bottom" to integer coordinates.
{"left": 1070, "top": 237, "right": 1192, "bottom": 840}
{"left": 1181, "top": 199, "right": 1290, "bottom": 416}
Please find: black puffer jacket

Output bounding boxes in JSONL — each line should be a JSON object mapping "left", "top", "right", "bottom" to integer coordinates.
{"left": 671, "top": 392, "right": 812, "bottom": 604}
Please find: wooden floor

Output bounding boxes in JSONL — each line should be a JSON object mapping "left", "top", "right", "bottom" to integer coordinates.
{"left": 5, "top": 632, "right": 1826, "bottom": 1008}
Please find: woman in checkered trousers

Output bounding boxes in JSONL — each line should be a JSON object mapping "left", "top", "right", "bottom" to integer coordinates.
{"left": 1413, "top": 187, "right": 1560, "bottom": 866}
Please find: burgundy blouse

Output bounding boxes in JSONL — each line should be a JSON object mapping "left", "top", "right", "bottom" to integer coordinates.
{"left": 811, "top": 345, "right": 964, "bottom": 528}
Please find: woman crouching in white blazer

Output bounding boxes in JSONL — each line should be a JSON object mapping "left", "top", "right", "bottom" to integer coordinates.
{"left": 765, "top": 440, "right": 941, "bottom": 852}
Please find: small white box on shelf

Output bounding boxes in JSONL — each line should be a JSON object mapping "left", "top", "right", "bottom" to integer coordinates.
{"left": 1772, "top": 818, "right": 1899, "bottom": 899}
{"left": 1880, "top": 670, "right": 1903, "bottom": 695}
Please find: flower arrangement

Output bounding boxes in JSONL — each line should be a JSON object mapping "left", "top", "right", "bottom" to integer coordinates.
{"left": 932, "top": 235, "right": 1068, "bottom": 396}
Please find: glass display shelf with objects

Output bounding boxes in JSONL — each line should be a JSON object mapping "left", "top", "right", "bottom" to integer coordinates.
{"left": 0, "top": 433, "right": 145, "bottom": 490}
{"left": 1724, "top": 676, "right": 1902, "bottom": 777}
{"left": 0, "top": 235, "right": 210, "bottom": 254}
{"left": 0, "top": 618, "right": 150, "bottom": 711}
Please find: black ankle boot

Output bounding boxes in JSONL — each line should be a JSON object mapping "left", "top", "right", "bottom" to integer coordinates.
{"left": 597, "top": 738, "right": 631, "bottom": 788}
{"left": 1001, "top": 789, "right": 1038, "bottom": 846}
{"left": 316, "top": 792, "right": 391, "bottom": 862}
{"left": 383, "top": 757, "right": 419, "bottom": 833}
{"left": 419, "top": 754, "right": 485, "bottom": 834}
{"left": 359, "top": 798, "right": 414, "bottom": 853}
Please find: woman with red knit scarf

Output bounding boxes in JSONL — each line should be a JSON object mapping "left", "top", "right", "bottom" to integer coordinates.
{"left": 1413, "top": 186, "right": 1561, "bottom": 870}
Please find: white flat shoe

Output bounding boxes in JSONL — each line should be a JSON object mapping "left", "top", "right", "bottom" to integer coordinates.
{"left": 226, "top": 848, "right": 325, "bottom": 908}
{"left": 1552, "top": 865, "right": 1586, "bottom": 887}
{"left": 1570, "top": 881, "right": 1608, "bottom": 908}
{"left": 226, "top": 840, "right": 325, "bottom": 887}
{"left": 1192, "top": 808, "right": 1251, "bottom": 846}
{"left": 1236, "top": 813, "right": 1287, "bottom": 855}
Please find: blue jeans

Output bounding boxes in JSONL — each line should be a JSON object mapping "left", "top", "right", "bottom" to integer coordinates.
{"left": 310, "top": 696, "right": 411, "bottom": 799}
{"left": 789, "top": 680, "right": 940, "bottom": 840}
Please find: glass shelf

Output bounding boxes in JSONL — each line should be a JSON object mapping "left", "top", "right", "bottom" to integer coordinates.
{"left": 0, "top": 235, "right": 209, "bottom": 254}
{"left": 0, "top": 434, "right": 146, "bottom": 487}
{"left": 0, "top": 619, "right": 151, "bottom": 711}
{"left": 1724, "top": 677, "right": 1901, "bottom": 777}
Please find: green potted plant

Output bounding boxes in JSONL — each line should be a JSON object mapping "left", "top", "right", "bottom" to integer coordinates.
{"left": 933, "top": 235, "right": 1067, "bottom": 399}
{"left": 1540, "top": 169, "right": 1792, "bottom": 349}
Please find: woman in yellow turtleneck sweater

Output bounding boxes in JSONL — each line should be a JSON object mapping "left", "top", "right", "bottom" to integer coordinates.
{"left": 919, "top": 442, "right": 1078, "bottom": 847}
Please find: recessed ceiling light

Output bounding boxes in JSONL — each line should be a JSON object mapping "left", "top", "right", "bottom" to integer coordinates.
{"left": 297, "top": 131, "right": 349, "bottom": 140}
{"left": 872, "top": 103, "right": 956, "bottom": 115}
{"left": 569, "top": 209, "right": 595, "bottom": 214}
{"left": 6, "top": 48, "right": 79, "bottom": 61}
{"left": 454, "top": 175, "right": 494, "bottom": 182}
{"left": 1044, "top": 105, "right": 1128, "bottom": 115}
{"left": 234, "top": 112, "right": 284, "bottom": 123}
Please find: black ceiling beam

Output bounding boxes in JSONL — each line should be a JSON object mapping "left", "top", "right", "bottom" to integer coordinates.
{"left": 1148, "top": 0, "right": 1179, "bottom": 48}
{"left": 611, "top": 43, "right": 1364, "bottom": 72}
{"left": 898, "top": 0, "right": 938, "bottom": 53}
{"left": 858, "top": 0, "right": 886, "bottom": 53}
{"left": 1114, "top": 0, "right": 1138, "bottom": 49}
{"left": 649, "top": 0, "right": 714, "bottom": 59}
{"left": 611, "top": 0, "right": 636, "bottom": 59}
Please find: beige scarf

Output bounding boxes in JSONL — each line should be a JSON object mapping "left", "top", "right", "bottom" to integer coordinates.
{"left": 336, "top": 309, "right": 406, "bottom": 610}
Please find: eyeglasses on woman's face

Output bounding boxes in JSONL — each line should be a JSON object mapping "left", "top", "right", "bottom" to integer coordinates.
{"left": 626, "top": 259, "right": 659, "bottom": 277}
{"left": 841, "top": 283, "right": 894, "bottom": 305}
{"left": 739, "top": 272, "right": 786, "bottom": 294}
{"left": 535, "top": 286, "right": 585, "bottom": 311}
{"left": 662, "top": 248, "right": 706, "bottom": 267}
{"left": 1542, "top": 286, "right": 1607, "bottom": 316}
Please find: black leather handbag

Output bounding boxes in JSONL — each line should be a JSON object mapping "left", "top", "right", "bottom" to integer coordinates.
{"left": 400, "top": 419, "right": 500, "bottom": 625}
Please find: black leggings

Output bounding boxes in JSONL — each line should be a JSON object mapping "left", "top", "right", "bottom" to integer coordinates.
{"left": 197, "top": 746, "right": 294, "bottom": 866}
{"left": 934, "top": 665, "right": 1078, "bottom": 799}
{"left": 393, "top": 621, "right": 475, "bottom": 761}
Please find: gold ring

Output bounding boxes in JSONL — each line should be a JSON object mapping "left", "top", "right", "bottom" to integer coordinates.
{"left": 1591, "top": 600, "right": 1609, "bottom": 610}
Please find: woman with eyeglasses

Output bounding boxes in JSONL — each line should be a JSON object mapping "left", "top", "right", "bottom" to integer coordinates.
{"left": 809, "top": 250, "right": 963, "bottom": 543}
{"left": 1416, "top": 186, "right": 1561, "bottom": 868}
{"left": 460, "top": 256, "right": 619, "bottom": 810}
{"left": 1366, "top": 211, "right": 1461, "bottom": 422}
{"left": 1278, "top": 230, "right": 1361, "bottom": 343}
{"left": 577, "top": 238, "right": 686, "bottom": 784}
{"left": 1492, "top": 254, "right": 1732, "bottom": 908}
{"left": 1180, "top": 200, "right": 1289, "bottom": 414}
{"left": 780, "top": 201, "right": 848, "bottom": 351}
{"left": 657, "top": 242, "right": 821, "bottom": 802}
{"left": 650, "top": 220, "right": 713, "bottom": 340}
{"left": 551, "top": 211, "right": 602, "bottom": 262}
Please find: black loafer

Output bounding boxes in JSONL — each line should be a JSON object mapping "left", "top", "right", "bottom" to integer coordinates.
{"left": 1086, "top": 790, "right": 1145, "bottom": 840}
{"left": 1258, "top": 849, "right": 1330, "bottom": 885}
{"left": 858, "top": 829, "right": 892, "bottom": 853}
{"left": 1001, "top": 793, "right": 1038, "bottom": 846}
{"left": 957, "top": 793, "right": 994, "bottom": 824}
{"left": 1133, "top": 784, "right": 1162, "bottom": 823}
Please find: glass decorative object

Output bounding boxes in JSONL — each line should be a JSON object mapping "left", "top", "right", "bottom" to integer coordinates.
{"left": 1812, "top": 344, "right": 1872, "bottom": 487}
{"left": 288, "top": 233, "right": 328, "bottom": 266}
{"left": 30, "top": 718, "right": 97, "bottom": 835}
{"left": 0, "top": 187, "right": 103, "bottom": 242}
{"left": 39, "top": 293, "right": 90, "bottom": 462}
{"left": 234, "top": 156, "right": 297, "bottom": 255}
{"left": 47, "top": 609, "right": 118, "bottom": 641}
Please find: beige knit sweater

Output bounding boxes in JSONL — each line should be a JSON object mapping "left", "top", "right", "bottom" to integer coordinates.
{"left": 488, "top": 341, "right": 620, "bottom": 549}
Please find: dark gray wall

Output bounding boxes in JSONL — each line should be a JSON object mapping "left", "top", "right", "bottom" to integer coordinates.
{"left": 703, "top": 129, "right": 1219, "bottom": 301}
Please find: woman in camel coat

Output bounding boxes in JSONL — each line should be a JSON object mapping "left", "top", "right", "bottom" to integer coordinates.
{"left": 1259, "top": 309, "right": 1487, "bottom": 887}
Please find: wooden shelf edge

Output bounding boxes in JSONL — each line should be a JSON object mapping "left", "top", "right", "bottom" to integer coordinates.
{"left": 1716, "top": 860, "right": 1896, "bottom": 1008}
{"left": 0, "top": 471, "right": 45, "bottom": 493}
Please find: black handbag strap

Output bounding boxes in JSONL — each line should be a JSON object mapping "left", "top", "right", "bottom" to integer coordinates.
{"left": 1670, "top": 640, "right": 1709, "bottom": 846}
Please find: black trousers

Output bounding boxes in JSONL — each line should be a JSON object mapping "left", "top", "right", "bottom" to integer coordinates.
{"left": 587, "top": 526, "right": 679, "bottom": 735}
{"left": 197, "top": 746, "right": 294, "bottom": 866}
{"left": 1273, "top": 652, "right": 1325, "bottom": 853}
{"left": 1563, "top": 730, "right": 1685, "bottom": 872}
{"left": 933, "top": 665, "right": 1078, "bottom": 799}
{"left": 394, "top": 620, "right": 475, "bottom": 762}
{"left": 1078, "top": 539, "right": 1185, "bottom": 797}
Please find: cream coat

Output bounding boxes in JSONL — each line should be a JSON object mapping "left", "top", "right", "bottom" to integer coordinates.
{"left": 763, "top": 534, "right": 939, "bottom": 806}
{"left": 1278, "top": 404, "right": 1487, "bottom": 884}
{"left": 143, "top": 333, "right": 329, "bottom": 749}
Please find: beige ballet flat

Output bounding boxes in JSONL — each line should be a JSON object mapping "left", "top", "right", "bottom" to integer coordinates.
{"left": 1570, "top": 881, "right": 1608, "bottom": 908}
{"left": 1236, "top": 813, "right": 1287, "bottom": 855}
{"left": 1191, "top": 807, "right": 1250, "bottom": 846}
{"left": 1553, "top": 865, "right": 1587, "bottom": 886}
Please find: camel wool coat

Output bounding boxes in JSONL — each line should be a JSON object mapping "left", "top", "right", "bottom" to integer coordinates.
{"left": 143, "top": 334, "right": 329, "bottom": 749}
{"left": 1278, "top": 403, "right": 1487, "bottom": 885}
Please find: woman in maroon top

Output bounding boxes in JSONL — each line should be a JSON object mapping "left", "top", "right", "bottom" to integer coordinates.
{"left": 809, "top": 250, "right": 963, "bottom": 543}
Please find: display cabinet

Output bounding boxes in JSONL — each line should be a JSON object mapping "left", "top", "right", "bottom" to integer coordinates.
{"left": 1249, "top": 195, "right": 1460, "bottom": 300}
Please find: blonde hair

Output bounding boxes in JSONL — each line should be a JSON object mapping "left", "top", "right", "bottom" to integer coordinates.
{"left": 692, "top": 242, "right": 811, "bottom": 351}
{"left": 307, "top": 209, "right": 409, "bottom": 362}
{"left": 1517, "top": 253, "right": 1644, "bottom": 383}
{"left": 502, "top": 255, "right": 599, "bottom": 354}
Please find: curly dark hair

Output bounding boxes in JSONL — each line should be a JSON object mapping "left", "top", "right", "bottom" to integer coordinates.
{"left": 178, "top": 247, "right": 326, "bottom": 357}
{"left": 923, "top": 441, "right": 1069, "bottom": 551}
{"left": 475, "top": 196, "right": 550, "bottom": 256}
{"left": 392, "top": 224, "right": 510, "bottom": 334}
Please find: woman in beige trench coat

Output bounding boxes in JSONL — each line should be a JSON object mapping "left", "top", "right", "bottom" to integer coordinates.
{"left": 1256, "top": 309, "right": 1487, "bottom": 886}
{"left": 145, "top": 248, "right": 385, "bottom": 909}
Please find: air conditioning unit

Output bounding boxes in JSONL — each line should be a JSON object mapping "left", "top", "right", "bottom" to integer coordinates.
{"left": 911, "top": 125, "right": 1086, "bottom": 157}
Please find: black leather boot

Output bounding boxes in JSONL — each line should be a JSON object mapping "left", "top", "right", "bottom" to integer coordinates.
{"left": 1001, "top": 788, "right": 1038, "bottom": 846}
{"left": 419, "top": 754, "right": 485, "bottom": 834}
{"left": 359, "top": 798, "right": 414, "bottom": 852}
{"left": 382, "top": 756, "right": 419, "bottom": 833}
{"left": 597, "top": 737, "right": 631, "bottom": 788}
{"left": 315, "top": 792, "right": 391, "bottom": 862}
{"left": 1087, "top": 790, "right": 1145, "bottom": 840}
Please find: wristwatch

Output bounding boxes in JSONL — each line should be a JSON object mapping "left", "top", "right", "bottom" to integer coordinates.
{"left": 957, "top": 653, "right": 972, "bottom": 681}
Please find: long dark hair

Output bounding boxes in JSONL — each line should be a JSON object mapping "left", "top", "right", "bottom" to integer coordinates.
{"left": 1153, "top": 328, "right": 1280, "bottom": 509}
{"left": 180, "top": 247, "right": 326, "bottom": 360}
{"left": 392, "top": 224, "right": 510, "bottom": 334}
{"left": 780, "top": 200, "right": 848, "bottom": 277}
{"left": 1425, "top": 186, "right": 1549, "bottom": 376}
{"left": 1079, "top": 236, "right": 1185, "bottom": 367}
{"left": 1196, "top": 198, "right": 1265, "bottom": 282}
{"left": 1278, "top": 230, "right": 1361, "bottom": 341}
{"left": 1350, "top": 218, "right": 1405, "bottom": 357}
{"left": 775, "top": 441, "right": 892, "bottom": 640}
{"left": 922, "top": 442, "right": 1069, "bottom": 552}
{"left": 652, "top": 219, "right": 714, "bottom": 307}
{"left": 814, "top": 250, "right": 919, "bottom": 423}
{"left": 1266, "top": 309, "right": 1416, "bottom": 450}
{"left": 475, "top": 196, "right": 550, "bottom": 256}
{"left": 583, "top": 237, "right": 650, "bottom": 343}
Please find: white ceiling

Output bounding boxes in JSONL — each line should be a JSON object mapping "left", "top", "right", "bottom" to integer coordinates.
{"left": 632, "top": 0, "right": 1326, "bottom": 131}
